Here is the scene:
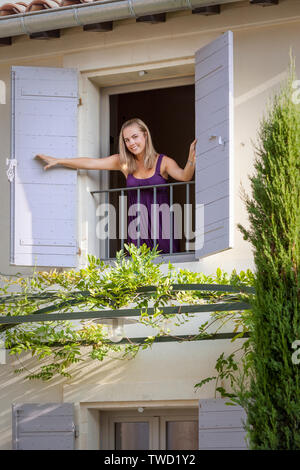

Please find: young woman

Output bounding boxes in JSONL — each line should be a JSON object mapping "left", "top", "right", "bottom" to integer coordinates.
{"left": 36, "top": 118, "right": 196, "bottom": 254}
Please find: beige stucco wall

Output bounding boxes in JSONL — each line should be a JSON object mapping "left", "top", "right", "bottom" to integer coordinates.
{"left": 0, "top": 0, "right": 299, "bottom": 450}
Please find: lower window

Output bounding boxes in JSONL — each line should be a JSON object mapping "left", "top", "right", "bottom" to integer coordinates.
{"left": 99, "top": 408, "right": 198, "bottom": 450}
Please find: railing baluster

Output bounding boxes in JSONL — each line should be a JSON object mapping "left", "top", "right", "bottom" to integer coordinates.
{"left": 170, "top": 184, "right": 173, "bottom": 255}
{"left": 137, "top": 188, "right": 140, "bottom": 248}
{"left": 120, "top": 190, "right": 125, "bottom": 250}
{"left": 105, "top": 191, "right": 109, "bottom": 259}
{"left": 153, "top": 186, "right": 157, "bottom": 249}
{"left": 186, "top": 182, "right": 190, "bottom": 251}
{"left": 91, "top": 182, "right": 195, "bottom": 259}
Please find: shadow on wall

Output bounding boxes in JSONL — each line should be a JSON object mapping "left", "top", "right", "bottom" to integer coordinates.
{"left": 0, "top": 327, "right": 242, "bottom": 449}
{"left": 0, "top": 350, "right": 121, "bottom": 449}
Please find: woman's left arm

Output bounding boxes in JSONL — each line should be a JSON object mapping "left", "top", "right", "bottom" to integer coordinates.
{"left": 164, "top": 139, "right": 197, "bottom": 181}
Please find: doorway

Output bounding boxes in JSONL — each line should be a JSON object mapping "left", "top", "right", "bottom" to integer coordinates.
{"left": 108, "top": 84, "right": 195, "bottom": 256}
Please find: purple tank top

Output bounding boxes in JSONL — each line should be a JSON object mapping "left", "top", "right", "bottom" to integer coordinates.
{"left": 126, "top": 154, "right": 179, "bottom": 254}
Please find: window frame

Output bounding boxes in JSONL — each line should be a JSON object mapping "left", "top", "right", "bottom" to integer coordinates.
{"left": 99, "top": 407, "right": 198, "bottom": 451}
{"left": 98, "top": 75, "right": 196, "bottom": 263}
{"left": 159, "top": 415, "right": 199, "bottom": 450}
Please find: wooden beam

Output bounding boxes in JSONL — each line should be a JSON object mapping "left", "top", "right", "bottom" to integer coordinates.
{"left": 0, "top": 37, "right": 12, "bottom": 46}
{"left": 136, "top": 13, "right": 166, "bottom": 24}
{"left": 250, "top": 0, "right": 278, "bottom": 5}
{"left": 29, "top": 29, "right": 60, "bottom": 39}
{"left": 192, "top": 5, "right": 220, "bottom": 15}
{"left": 83, "top": 21, "right": 113, "bottom": 32}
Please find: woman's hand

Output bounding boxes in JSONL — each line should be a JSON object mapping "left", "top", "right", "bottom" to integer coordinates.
{"left": 163, "top": 138, "right": 198, "bottom": 182}
{"left": 35, "top": 154, "right": 59, "bottom": 170}
{"left": 188, "top": 139, "right": 197, "bottom": 165}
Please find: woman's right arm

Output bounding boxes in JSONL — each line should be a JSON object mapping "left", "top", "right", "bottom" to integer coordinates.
{"left": 35, "top": 154, "right": 121, "bottom": 171}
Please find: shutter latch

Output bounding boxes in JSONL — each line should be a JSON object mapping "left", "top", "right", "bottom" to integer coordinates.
{"left": 209, "top": 135, "right": 226, "bottom": 147}
{"left": 6, "top": 158, "right": 17, "bottom": 182}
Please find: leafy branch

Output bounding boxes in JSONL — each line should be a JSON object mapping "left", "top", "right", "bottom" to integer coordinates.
{"left": 0, "top": 244, "right": 254, "bottom": 381}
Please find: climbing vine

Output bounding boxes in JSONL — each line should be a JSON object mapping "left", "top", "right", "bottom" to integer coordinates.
{"left": 0, "top": 243, "right": 254, "bottom": 382}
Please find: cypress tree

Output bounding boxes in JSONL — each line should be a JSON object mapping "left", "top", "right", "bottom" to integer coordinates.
{"left": 237, "top": 59, "right": 300, "bottom": 449}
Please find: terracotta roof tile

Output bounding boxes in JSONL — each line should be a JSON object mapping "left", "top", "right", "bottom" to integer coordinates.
{"left": 0, "top": 0, "right": 103, "bottom": 16}
{"left": 59, "top": 0, "right": 81, "bottom": 5}
{"left": 26, "top": 0, "right": 60, "bottom": 12}
{"left": 0, "top": 1, "right": 29, "bottom": 15}
{"left": 60, "top": 0, "right": 94, "bottom": 4}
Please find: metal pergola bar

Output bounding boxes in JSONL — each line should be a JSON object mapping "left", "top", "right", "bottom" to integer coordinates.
{"left": 0, "top": 283, "right": 255, "bottom": 304}
{"left": 0, "top": 301, "right": 251, "bottom": 325}
{"left": 12, "top": 332, "right": 250, "bottom": 348}
{"left": 139, "top": 284, "right": 255, "bottom": 294}
{"left": 116, "top": 332, "right": 251, "bottom": 344}
{"left": 0, "top": 283, "right": 254, "bottom": 348}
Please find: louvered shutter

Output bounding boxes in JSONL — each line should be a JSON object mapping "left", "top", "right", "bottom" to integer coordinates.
{"left": 199, "top": 399, "right": 247, "bottom": 450}
{"left": 12, "top": 403, "right": 76, "bottom": 450}
{"left": 195, "top": 31, "right": 234, "bottom": 258}
{"left": 10, "top": 66, "right": 78, "bottom": 267}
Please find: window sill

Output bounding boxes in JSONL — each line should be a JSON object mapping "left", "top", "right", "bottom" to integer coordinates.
{"left": 102, "top": 251, "right": 196, "bottom": 265}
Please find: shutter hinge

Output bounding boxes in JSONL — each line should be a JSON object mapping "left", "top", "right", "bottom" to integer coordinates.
{"left": 6, "top": 158, "right": 17, "bottom": 182}
{"left": 74, "top": 424, "right": 79, "bottom": 438}
{"left": 78, "top": 97, "right": 83, "bottom": 106}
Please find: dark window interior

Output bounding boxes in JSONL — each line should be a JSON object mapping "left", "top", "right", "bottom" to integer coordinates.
{"left": 108, "top": 85, "right": 195, "bottom": 256}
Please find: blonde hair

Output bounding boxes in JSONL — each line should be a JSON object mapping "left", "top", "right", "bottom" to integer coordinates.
{"left": 118, "top": 118, "right": 157, "bottom": 174}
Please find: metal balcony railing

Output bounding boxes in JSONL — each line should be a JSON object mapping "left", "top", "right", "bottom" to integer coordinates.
{"left": 91, "top": 181, "right": 195, "bottom": 259}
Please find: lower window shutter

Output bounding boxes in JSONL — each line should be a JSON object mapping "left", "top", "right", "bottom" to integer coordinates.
{"left": 198, "top": 399, "right": 247, "bottom": 450}
{"left": 194, "top": 31, "right": 234, "bottom": 258}
{"left": 10, "top": 66, "right": 78, "bottom": 267}
{"left": 12, "top": 403, "right": 76, "bottom": 450}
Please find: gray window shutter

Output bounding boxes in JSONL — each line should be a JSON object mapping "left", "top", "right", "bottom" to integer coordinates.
{"left": 12, "top": 403, "right": 76, "bottom": 450}
{"left": 9, "top": 66, "right": 78, "bottom": 267}
{"left": 195, "top": 31, "right": 234, "bottom": 258}
{"left": 199, "top": 399, "right": 247, "bottom": 450}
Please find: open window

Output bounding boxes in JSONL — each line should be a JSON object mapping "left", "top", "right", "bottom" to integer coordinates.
{"left": 9, "top": 31, "right": 234, "bottom": 267}
{"left": 105, "top": 84, "right": 195, "bottom": 259}
{"left": 96, "top": 30, "right": 234, "bottom": 262}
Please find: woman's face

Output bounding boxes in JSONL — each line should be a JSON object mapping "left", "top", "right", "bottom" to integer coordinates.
{"left": 123, "top": 124, "right": 147, "bottom": 157}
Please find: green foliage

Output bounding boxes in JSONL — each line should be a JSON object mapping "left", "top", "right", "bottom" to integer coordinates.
{"left": 235, "top": 60, "right": 300, "bottom": 449}
{"left": 0, "top": 243, "right": 253, "bottom": 382}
